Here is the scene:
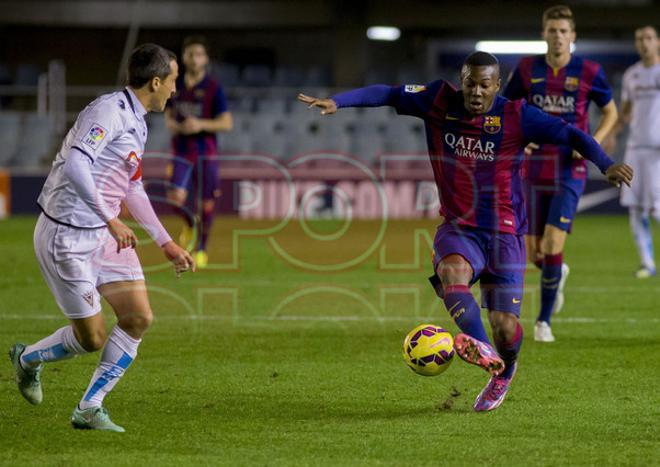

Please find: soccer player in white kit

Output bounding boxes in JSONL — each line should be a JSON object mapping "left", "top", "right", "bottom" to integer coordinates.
{"left": 8, "top": 44, "right": 195, "bottom": 432}
{"left": 619, "top": 26, "right": 660, "bottom": 278}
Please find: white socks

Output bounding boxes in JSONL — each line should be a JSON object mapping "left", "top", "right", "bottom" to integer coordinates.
{"left": 629, "top": 208, "right": 655, "bottom": 270}
{"left": 20, "top": 325, "right": 87, "bottom": 369}
{"left": 79, "top": 326, "right": 140, "bottom": 410}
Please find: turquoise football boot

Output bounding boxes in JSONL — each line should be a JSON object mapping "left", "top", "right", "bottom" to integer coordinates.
{"left": 9, "top": 343, "right": 43, "bottom": 405}
{"left": 71, "top": 406, "right": 125, "bottom": 432}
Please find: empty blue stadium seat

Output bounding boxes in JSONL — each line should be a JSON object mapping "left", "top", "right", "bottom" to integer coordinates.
{"left": 0, "top": 111, "right": 22, "bottom": 166}
{"left": 12, "top": 112, "right": 52, "bottom": 167}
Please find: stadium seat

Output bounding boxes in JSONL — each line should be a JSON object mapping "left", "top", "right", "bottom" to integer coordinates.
{"left": 15, "top": 63, "right": 41, "bottom": 86}
{"left": 273, "top": 66, "right": 305, "bottom": 87}
{"left": 348, "top": 117, "right": 386, "bottom": 164}
{"left": 12, "top": 113, "right": 52, "bottom": 167}
{"left": 242, "top": 65, "right": 273, "bottom": 87}
{"left": 365, "top": 68, "right": 396, "bottom": 85}
{"left": 384, "top": 116, "right": 426, "bottom": 155}
{"left": 396, "top": 67, "right": 425, "bottom": 85}
{"left": 227, "top": 96, "right": 255, "bottom": 113}
{"left": 0, "top": 111, "right": 22, "bottom": 166}
{"left": 303, "top": 66, "right": 332, "bottom": 87}
{"left": 255, "top": 97, "right": 288, "bottom": 115}
{"left": 211, "top": 62, "right": 240, "bottom": 88}
{"left": 221, "top": 110, "right": 252, "bottom": 155}
{"left": 145, "top": 113, "right": 171, "bottom": 153}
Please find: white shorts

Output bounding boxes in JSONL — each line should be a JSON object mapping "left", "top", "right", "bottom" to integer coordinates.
{"left": 620, "top": 147, "right": 660, "bottom": 215}
{"left": 34, "top": 214, "right": 145, "bottom": 319}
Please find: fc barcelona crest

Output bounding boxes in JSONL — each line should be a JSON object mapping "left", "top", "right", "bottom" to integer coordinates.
{"left": 564, "top": 76, "right": 579, "bottom": 92}
{"left": 483, "top": 115, "right": 501, "bottom": 134}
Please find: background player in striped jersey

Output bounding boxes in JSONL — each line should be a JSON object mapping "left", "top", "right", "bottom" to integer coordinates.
{"left": 9, "top": 44, "right": 195, "bottom": 432}
{"left": 503, "top": 5, "right": 618, "bottom": 342}
{"left": 298, "top": 52, "right": 632, "bottom": 411}
{"left": 618, "top": 26, "right": 660, "bottom": 279}
{"left": 165, "top": 35, "right": 233, "bottom": 268}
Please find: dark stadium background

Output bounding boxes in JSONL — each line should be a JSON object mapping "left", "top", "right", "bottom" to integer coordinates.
{"left": 1, "top": 0, "right": 658, "bottom": 218}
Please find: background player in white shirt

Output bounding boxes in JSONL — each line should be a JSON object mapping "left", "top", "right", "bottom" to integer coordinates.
{"left": 619, "top": 26, "right": 660, "bottom": 278}
{"left": 8, "top": 44, "right": 195, "bottom": 432}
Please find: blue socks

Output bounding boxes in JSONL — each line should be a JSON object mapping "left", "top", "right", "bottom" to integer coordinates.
{"left": 538, "top": 253, "right": 563, "bottom": 324}
{"left": 443, "top": 284, "right": 490, "bottom": 344}
{"left": 199, "top": 203, "right": 216, "bottom": 251}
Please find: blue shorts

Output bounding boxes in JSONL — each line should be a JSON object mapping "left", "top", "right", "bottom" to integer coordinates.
{"left": 170, "top": 156, "right": 221, "bottom": 201}
{"left": 430, "top": 222, "right": 526, "bottom": 316}
{"left": 524, "top": 178, "right": 586, "bottom": 236}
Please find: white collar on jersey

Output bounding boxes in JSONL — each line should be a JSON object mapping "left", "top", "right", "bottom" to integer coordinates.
{"left": 124, "top": 87, "right": 148, "bottom": 117}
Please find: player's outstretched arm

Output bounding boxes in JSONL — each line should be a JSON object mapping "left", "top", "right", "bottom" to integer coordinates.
{"left": 522, "top": 105, "right": 633, "bottom": 187}
{"left": 298, "top": 84, "right": 399, "bottom": 116}
{"left": 125, "top": 181, "right": 195, "bottom": 276}
{"left": 572, "top": 99, "right": 618, "bottom": 159}
{"left": 558, "top": 125, "right": 632, "bottom": 187}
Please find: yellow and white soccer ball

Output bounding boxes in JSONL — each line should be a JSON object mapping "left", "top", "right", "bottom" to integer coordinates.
{"left": 402, "top": 324, "right": 454, "bottom": 376}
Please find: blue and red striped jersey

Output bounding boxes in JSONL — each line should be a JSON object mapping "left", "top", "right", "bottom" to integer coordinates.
{"left": 393, "top": 80, "right": 572, "bottom": 234}
{"left": 168, "top": 74, "right": 228, "bottom": 159}
{"left": 503, "top": 55, "right": 612, "bottom": 183}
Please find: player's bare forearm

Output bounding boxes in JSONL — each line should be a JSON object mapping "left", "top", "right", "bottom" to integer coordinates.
{"left": 125, "top": 181, "right": 172, "bottom": 247}
{"left": 592, "top": 100, "right": 618, "bottom": 144}
{"left": 617, "top": 100, "right": 632, "bottom": 130}
{"left": 200, "top": 112, "right": 233, "bottom": 132}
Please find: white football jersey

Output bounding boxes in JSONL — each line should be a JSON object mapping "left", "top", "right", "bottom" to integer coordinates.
{"left": 621, "top": 62, "right": 660, "bottom": 149}
{"left": 38, "top": 88, "right": 148, "bottom": 228}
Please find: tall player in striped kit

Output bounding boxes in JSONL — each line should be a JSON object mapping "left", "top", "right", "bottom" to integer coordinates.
{"left": 504, "top": 5, "right": 619, "bottom": 342}
{"left": 298, "top": 52, "right": 632, "bottom": 411}
{"left": 165, "top": 36, "right": 233, "bottom": 268}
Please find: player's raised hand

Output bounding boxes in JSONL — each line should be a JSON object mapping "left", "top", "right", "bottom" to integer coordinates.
{"left": 605, "top": 163, "right": 634, "bottom": 188}
{"left": 162, "top": 241, "right": 196, "bottom": 277}
{"left": 107, "top": 218, "right": 138, "bottom": 253}
{"left": 297, "top": 93, "right": 337, "bottom": 115}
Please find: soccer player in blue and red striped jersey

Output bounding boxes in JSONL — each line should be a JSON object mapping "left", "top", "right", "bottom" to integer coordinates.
{"left": 165, "top": 36, "right": 233, "bottom": 268}
{"left": 298, "top": 51, "right": 632, "bottom": 412}
{"left": 503, "top": 5, "right": 618, "bottom": 342}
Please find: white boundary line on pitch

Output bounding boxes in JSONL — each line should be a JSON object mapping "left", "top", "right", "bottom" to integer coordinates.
{"left": 0, "top": 313, "right": 657, "bottom": 324}
{"left": 147, "top": 281, "right": 660, "bottom": 293}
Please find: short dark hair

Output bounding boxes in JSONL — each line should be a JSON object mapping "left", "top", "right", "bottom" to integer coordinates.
{"left": 127, "top": 43, "right": 177, "bottom": 88}
{"left": 464, "top": 51, "right": 499, "bottom": 68}
{"left": 182, "top": 35, "right": 209, "bottom": 55}
{"left": 542, "top": 4, "right": 575, "bottom": 30}
{"left": 635, "top": 25, "right": 658, "bottom": 36}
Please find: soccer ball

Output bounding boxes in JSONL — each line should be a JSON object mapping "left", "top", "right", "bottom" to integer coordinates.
{"left": 402, "top": 324, "right": 454, "bottom": 376}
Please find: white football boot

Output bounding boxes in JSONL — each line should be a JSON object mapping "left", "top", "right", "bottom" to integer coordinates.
{"left": 534, "top": 321, "right": 555, "bottom": 343}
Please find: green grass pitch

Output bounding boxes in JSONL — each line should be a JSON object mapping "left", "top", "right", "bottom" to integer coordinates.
{"left": 0, "top": 214, "right": 658, "bottom": 466}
